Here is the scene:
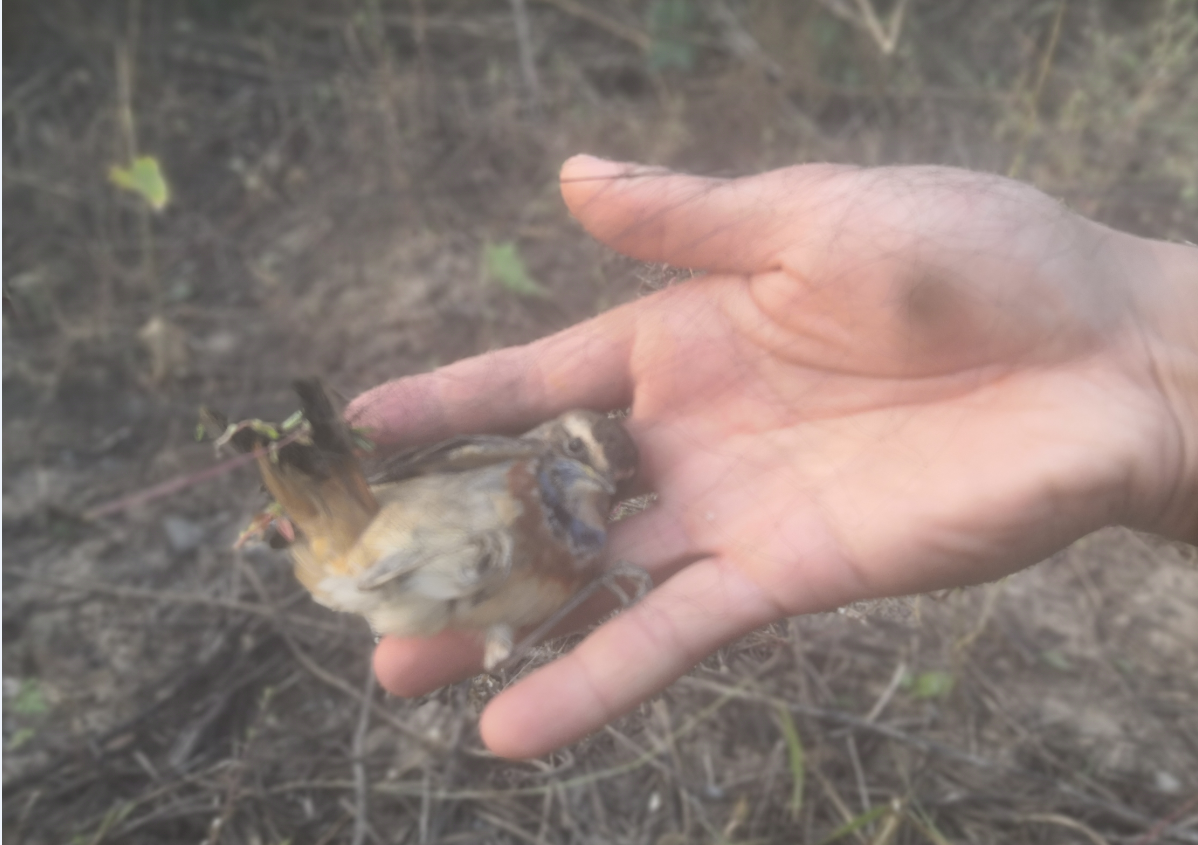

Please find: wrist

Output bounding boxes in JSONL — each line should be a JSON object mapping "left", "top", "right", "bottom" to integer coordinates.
{"left": 1129, "top": 235, "right": 1198, "bottom": 543}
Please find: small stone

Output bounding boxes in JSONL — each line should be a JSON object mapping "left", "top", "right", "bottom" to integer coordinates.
{"left": 163, "top": 516, "right": 206, "bottom": 553}
{"left": 138, "top": 315, "right": 190, "bottom": 383}
{"left": 1155, "top": 770, "right": 1182, "bottom": 794}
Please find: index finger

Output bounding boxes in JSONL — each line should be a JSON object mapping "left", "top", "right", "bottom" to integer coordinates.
{"left": 346, "top": 305, "right": 638, "bottom": 447}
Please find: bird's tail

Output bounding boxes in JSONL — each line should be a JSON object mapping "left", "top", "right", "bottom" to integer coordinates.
{"left": 208, "top": 379, "right": 380, "bottom": 568}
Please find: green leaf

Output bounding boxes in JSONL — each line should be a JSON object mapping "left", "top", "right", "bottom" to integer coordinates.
{"left": 1039, "top": 649, "right": 1073, "bottom": 671}
{"left": 483, "top": 240, "right": 546, "bottom": 298}
{"left": 907, "top": 801, "right": 954, "bottom": 845}
{"left": 248, "top": 420, "right": 281, "bottom": 440}
{"left": 647, "top": 0, "right": 696, "bottom": 71}
{"left": 109, "top": 155, "right": 170, "bottom": 211}
{"left": 14, "top": 679, "right": 48, "bottom": 715}
{"left": 816, "top": 804, "right": 889, "bottom": 845}
{"left": 910, "top": 670, "right": 955, "bottom": 700}
{"left": 648, "top": 0, "right": 694, "bottom": 31}
{"left": 280, "top": 410, "right": 305, "bottom": 432}
{"left": 6, "top": 727, "right": 36, "bottom": 751}
{"left": 647, "top": 39, "right": 695, "bottom": 71}
{"left": 775, "top": 705, "right": 806, "bottom": 820}
{"left": 82, "top": 801, "right": 135, "bottom": 843}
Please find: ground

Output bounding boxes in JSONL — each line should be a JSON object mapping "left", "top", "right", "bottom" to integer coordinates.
{"left": 3, "top": 1, "right": 1197, "bottom": 843}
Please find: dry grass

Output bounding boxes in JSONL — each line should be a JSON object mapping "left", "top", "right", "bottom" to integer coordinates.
{"left": 4, "top": 1, "right": 1198, "bottom": 843}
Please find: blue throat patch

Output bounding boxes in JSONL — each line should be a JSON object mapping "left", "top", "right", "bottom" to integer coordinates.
{"left": 537, "top": 457, "right": 607, "bottom": 557}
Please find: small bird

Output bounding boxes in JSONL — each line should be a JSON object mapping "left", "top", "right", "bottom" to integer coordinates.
{"left": 212, "top": 380, "right": 643, "bottom": 670}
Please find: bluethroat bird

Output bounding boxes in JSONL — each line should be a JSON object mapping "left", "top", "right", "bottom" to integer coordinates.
{"left": 206, "top": 379, "right": 645, "bottom": 670}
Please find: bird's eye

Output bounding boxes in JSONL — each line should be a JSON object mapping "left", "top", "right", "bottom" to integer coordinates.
{"left": 565, "top": 436, "right": 587, "bottom": 458}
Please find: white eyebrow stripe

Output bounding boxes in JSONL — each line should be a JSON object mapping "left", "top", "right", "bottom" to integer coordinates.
{"left": 559, "top": 414, "right": 609, "bottom": 474}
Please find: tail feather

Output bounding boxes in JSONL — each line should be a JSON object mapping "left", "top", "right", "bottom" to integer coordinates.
{"left": 249, "top": 380, "right": 380, "bottom": 569}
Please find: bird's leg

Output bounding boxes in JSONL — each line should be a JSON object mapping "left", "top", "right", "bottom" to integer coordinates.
{"left": 483, "top": 623, "right": 515, "bottom": 672}
{"left": 596, "top": 560, "right": 653, "bottom": 605}
{"left": 489, "top": 562, "right": 653, "bottom": 673}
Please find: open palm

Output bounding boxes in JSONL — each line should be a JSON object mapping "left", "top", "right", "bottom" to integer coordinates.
{"left": 349, "top": 156, "right": 1194, "bottom": 758}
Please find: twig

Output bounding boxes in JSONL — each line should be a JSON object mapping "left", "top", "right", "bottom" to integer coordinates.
{"left": 1020, "top": 813, "right": 1112, "bottom": 845}
{"left": 83, "top": 453, "right": 253, "bottom": 520}
{"left": 681, "top": 675, "right": 1198, "bottom": 843}
{"left": 844, "top": 734, "right": 871, "bottom": 821}
{"left": 807, "top": 764, "right": 870, "bottom": 845}
{"left": 9, "top": 788, "right": 41, "bottom": 843}
{"left": 532, "top": 0, "right": 650, "bottom": 52}
{"left": 814, "top": 0, "right": 909, "bottom": 56}
{"left": 114, "top": 0, "right": 162, "bottom": 308}
{"left": 473, "top": 810, "right": 541, "bottom": 845}
{"left": 312, "top": 813, "right": 352, "bottom": 845}
{"left": 509, "top": 0, "right": 542, "bottom": 113}
{"left": 853, "top": 0, "right": 908, "bottom": 55}
{"left": 1, "top": 626, "right": 250, "bottom": 801}
{"left": 1007, "top": 0, "right": 1067, "bottom": 179}
{"left": 233, "top": 554, "right": 437, "bottom": 748}
{"left": 350, "top": 664, "right": 376, "bottom": 845}
{"left": 951, "top": 579, "right": 1004, "bottom": 656}
{"left": 83, "top": 429, "right": 303, "bottom": 520}
{"left": 418, "top": 767, "right": 431, "bottom": 845}
{"left": 1130, "top": 792, "right": 1198, "bottom": 845}
{"left": 863, "top": 659, "right": 906, "bottom": 724}
{"left": 680, "top": 675, "right": 995, "bottom": 770}
{"left": 284, "top": 620, "right": 435, "bottom": 745}
{"left": 5, "top": 570, "right": 334, "bottom": 627}
{"left": 114, "top": 0, "right": 140, "bottom": 163}
{"left": 709, "top": 0, "right": 784, "bottom": 81}
{"left": 263, "top": 673, "right": 756, "bottom": 809}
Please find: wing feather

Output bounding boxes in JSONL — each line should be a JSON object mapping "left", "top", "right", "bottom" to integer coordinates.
{"left": 356, "top": 527, "right": 513, "bottom": 599}
{"left": 369, "top": 436, "right": 542, "bottom": 483}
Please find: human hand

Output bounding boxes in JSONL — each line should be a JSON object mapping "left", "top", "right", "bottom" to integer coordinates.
{"left": 348, "top": 155, "right": 1198, "bottom": 758}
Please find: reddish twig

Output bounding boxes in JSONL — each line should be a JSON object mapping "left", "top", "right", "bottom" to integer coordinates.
{"left": 83, "top": 431, "right": 302, "bottom": 521}
{"left": 1130, "top": 792, "right": 1198, "bottom": 845}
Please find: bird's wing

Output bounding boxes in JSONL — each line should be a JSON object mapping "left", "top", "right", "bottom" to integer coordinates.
{"left": 355, "top": 527, "right": 513, "bottom": 600}
{"left": 369, "top": 436, "right": 543, "bottom": 483}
